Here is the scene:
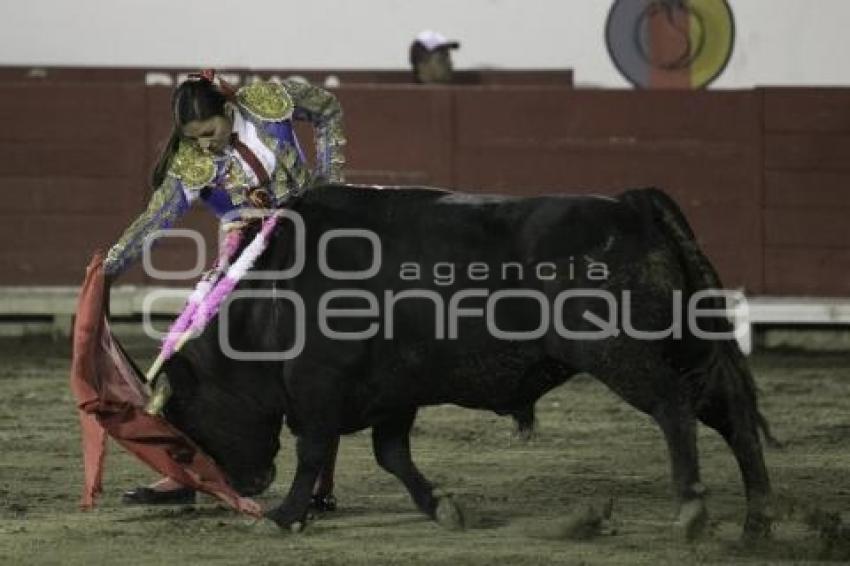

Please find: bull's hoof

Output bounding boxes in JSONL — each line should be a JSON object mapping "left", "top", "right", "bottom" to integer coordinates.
{"left": 511, "top": 426, "right": 536, "bottom": 443}
{"left": 289, "top": 521, "right": 305, "bottom": 534}
{"left": 435, "top": 495, "right": 465, "bottom": 531}
{"left": 555, "top": 504, "right": 604, "bottom": 540}
{"left": 674, "top": 499, "right": 708, "bottom": 542}
{"left": 265, "top": 506, "right": 309, "bottom": 533}
{"left": 742, "top": 511, "right": 773, "bottom": 541}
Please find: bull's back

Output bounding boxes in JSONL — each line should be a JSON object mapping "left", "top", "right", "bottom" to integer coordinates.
{"left": 300, "top": 184, "right": 649, "bottom": 263}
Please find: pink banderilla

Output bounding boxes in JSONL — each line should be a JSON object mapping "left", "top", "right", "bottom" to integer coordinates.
{"left": 145, "top": 215, "right": 280, "bottom": 387}
{"left": 159, "top": 229, "right": 244, "bottom": 361}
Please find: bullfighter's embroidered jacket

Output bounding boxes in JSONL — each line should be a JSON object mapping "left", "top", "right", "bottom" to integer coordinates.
{"left": 104, "top": 79, "right": 346, "bottom": 277}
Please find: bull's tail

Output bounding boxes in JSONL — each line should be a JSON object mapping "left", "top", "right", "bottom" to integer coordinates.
{"left": 620, "top": 188, "right": 781, "bottom": 449}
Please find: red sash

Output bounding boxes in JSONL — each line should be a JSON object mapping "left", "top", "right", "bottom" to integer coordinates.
{"left": 230, "top": 133, "right": 271, "bottom": 187}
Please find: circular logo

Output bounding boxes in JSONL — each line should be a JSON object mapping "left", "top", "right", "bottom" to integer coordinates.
{"left": 605, "top": 0, "right": 735, "bottom": 88}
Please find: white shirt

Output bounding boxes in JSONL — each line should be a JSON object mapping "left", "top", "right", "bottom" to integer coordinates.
{"left": 229, "top": 108, "right": 277, "bottom": 187}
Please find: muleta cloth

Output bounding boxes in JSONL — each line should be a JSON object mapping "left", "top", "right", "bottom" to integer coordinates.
{"left": 68, "top": 252, "right": 261, "bottom": 517}
{"left": 605, "top": 0, "right": 735, "bottom": 89}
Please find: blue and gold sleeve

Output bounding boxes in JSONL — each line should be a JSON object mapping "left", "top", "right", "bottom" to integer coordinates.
{"left": 284, "top": 79, "right": 347, "bottom": 183}
{"left": 103, "top": 177, "right": 190, "bottom": 278}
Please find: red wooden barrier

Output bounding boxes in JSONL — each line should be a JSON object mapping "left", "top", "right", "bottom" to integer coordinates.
{"left": 763, "top": 89, "right": 850, "bottom": 296}
{"left": 1, "top": 78, "right": 847, "bottom": 296}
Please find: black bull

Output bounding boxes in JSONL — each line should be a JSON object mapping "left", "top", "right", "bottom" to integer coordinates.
{"left": 159, "top": 185, "right": 774, "bottom": 539}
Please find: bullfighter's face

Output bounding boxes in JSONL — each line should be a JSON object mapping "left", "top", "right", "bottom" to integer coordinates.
{"left": 182, "top": 113, "right": 233, "bottom": 154}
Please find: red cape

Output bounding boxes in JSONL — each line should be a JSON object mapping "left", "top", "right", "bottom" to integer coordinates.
{"left": 69, "top": 253, "right": 261, "bottom": 517}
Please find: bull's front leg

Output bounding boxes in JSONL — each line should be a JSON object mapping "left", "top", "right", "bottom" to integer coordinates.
{"left": 311, "top": 435, "right": 340, "bottom": 511}
{"left": 372, "top": 410, "right": 465, "bottom": 530}
{"left": 266, "top": 435, "right": 337, "bottom": 532}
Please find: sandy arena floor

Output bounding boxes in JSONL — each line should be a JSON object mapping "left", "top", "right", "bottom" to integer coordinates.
{"left": 1, "top": 337, "right": 848, "bottom": 565}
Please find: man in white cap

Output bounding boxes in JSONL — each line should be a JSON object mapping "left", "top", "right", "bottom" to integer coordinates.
{"left": 409, "top": 30, "right": 460, "bottom": 84}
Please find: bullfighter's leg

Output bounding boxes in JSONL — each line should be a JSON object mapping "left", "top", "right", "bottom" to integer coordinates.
{"left": 266, "top": 435, "right": 337, "bottom": 531}
{"left": 311, "top": 435, "right": 340, "bottom": 512}
{"left": 372, "top": 410, "right": 464, "bottom": 530}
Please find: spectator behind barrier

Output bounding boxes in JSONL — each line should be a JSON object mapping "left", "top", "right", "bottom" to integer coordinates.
{"left": 409, "top": 30, "right": 460, "bottom": 84}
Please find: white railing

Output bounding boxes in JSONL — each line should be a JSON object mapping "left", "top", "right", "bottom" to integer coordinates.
{"left": 2, "top": 288, "right": 850, "bottom": 353}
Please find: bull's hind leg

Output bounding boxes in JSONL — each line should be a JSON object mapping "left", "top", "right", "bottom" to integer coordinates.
{"left": 653, "top": 401, "right": 709, "bottom": 541}
{"left": 696, "top": 386, "right": 772, "bottom": 539}
{"left": 511, "top": 403, "right": 537, "bottom": 441}
{"left": 588, "top": 355, "right": 708, "bottom": 541}
{"left": 372, "top": 410, "right": 464, "bottom": 530}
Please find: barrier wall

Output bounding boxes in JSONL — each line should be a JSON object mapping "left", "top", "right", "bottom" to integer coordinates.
{"left": 450, "top": 89, "right": 764, "bottom": 292}
{"left": 0, "top": 66, "right": 574, "bottom": 87}
{"left": 1, "top": 78, "right": 847, "bottom": 295}
{"left": 762, "top": 89, "right": 850, "bottom": 296}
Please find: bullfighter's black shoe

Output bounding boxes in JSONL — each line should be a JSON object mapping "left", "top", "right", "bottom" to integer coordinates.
{"left": 310, "top": 493, "right": 337, "bottom": 512}
{"left": 121, "top": 486, "right": 196, "bottom": 505}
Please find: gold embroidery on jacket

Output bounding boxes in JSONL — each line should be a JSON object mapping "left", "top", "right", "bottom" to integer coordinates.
{"left": 169, "top": 141, "right": 216, "bottom": 189}
{"left": 104, "top": 176, "right": 186, "bottom": 276}
{"left": 236, "top": 81, "right": 294, "bottom": 122}
{"left": 282, "top": 79, "right": 347, "bottom": 182}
